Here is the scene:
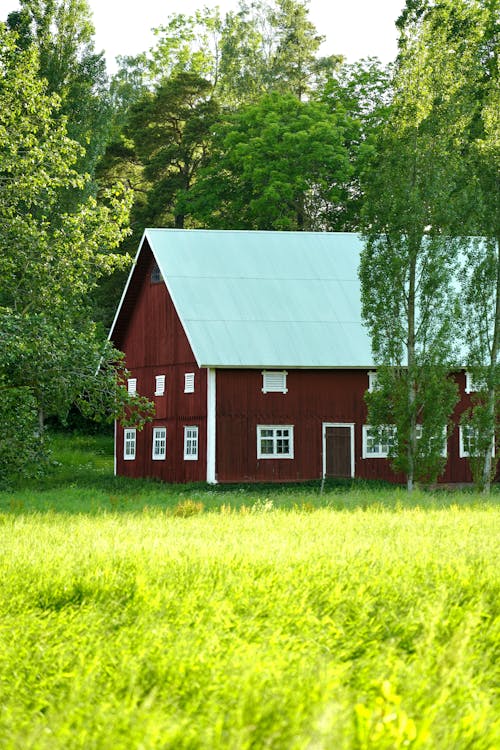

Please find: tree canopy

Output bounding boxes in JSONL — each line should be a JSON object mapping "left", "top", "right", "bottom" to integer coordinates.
{"left": 0, "top": 24, "right": 151, "bottom": 483}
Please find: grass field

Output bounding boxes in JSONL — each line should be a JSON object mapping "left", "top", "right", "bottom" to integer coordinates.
{"left": 0, "top": 434, "right": 498, "bottom": 749}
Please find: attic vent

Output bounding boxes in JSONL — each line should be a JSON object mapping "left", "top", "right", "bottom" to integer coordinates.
{"left": 262, "top": 370, "right": 288, "bottom": 394}
{"left": 184, "top": 372, "right": 195, "bottom": 393}
{"left": 155, "top": 374, "right": 166, "bottom": 396}
{"left": 151, "top": 263, "right": 163, "bottom": 284}
{"left": 367, "top": 371, "right": 378, "bottom": 392}
{"left": 127, "top": 378, "right": 137, "bottom": 395}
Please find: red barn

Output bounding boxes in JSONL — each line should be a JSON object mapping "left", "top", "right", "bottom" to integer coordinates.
{"left": 109, "top": 229, "right": 483, "bottom": 485}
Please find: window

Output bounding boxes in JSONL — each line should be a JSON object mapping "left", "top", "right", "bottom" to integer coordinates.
{"left": 124, "top": 429, "right": 136, "bottom": 460}
{"left": 184, "top": 426, "right": 199, "bottom": 460}
{"left": 415, "top": 424, "right": 448, "bottom": 458}
{"left": 367, "top": 371, "right": 379, "bottom": 392}
{"left": 152, "top": 427, "right": 167, "bottom": 460}
{"left": 459, "top": 425, "right": 495, "bottom": 458}
{"left": 155, "top": 375, "right": 166, "bottom": 396}
{"left": 465, "top": 371, "right": 484, "bottom": 394}
{"left": 127, "top": 378, "right": 137, "bottom": 395}
{"left": 257, "top": 425, "right": 294, "bottom": 459}
{"left": 262, "top": 371, "right": 288, "bottom": 394}
{"left": 362, "top": 425, "right": 396, "bottom": 458}
{"left": 184, "top": 372, "right": 195, "bottom": 393}
{"left": 151, "top": 263, "right": 163, "bottom": 284}
{"left": 363, "top": 424, "right": 447, "bottom": 459}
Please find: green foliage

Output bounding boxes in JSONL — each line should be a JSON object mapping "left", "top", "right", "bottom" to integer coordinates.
{"left": 0, "top": 382, "right": 43, "bottom": 486}
{"left": 188, "top": 92, "right": 351, "bottom": 230}
{"left": 320, "top": 58, "right": 393, "bottom": 230}
{"left": 366, "top": 366, "right": 458, "bottom": 484}
{"left": 7, "top": 0, "right": 112, "bottom": 182}
{"left": 111, "top": 0, "right": 340, "bottom": 107}
{"left": 359, "top": 0, "right": 479, "bottom": 489}
{"left": 392, "top": 0, "right": 499, "bottom": 492}
{"left": 126, "top": 72, "right": 219, "bottom": 229}
{"left": 460, "top": 390, "right": 500, "bottom": 490}
{"left": 0, "top": 25, "right": 152, "bottom": 477}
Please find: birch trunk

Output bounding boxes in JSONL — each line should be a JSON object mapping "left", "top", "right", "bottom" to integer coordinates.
{"left": 481, "top": 237, "right": 500, "bottom": 493}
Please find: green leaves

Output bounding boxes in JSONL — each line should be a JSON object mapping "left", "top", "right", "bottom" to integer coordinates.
{"left": 187, "top": 93, "right": 351, "bottom": 230}
{"left": 0, "top": 24, "right": 151, "bottom": 478}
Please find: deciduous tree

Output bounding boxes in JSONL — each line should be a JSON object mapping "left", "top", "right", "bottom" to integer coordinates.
{"left": 0, "top": 26, "right": 150, "bottom": 482}
{"left": 187, "top": 92, "right": 351, "bottom": 230}
{"left": 359, "top": 5, "right": 466, "bottom": 490}
{"left": 7, "top": 0, "right": 111, "bottom": 182}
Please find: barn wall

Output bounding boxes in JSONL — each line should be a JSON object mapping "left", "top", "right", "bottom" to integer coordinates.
{"left": 215, "top": 369, "right": 481, "bottom": 485}
{"left": 113, "top": 244, "right": 207, "bottom": 482}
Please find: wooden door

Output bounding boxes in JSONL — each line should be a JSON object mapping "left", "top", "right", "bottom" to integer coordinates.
{"left": 324, "top": 425, "right": 353, "bottom": 478}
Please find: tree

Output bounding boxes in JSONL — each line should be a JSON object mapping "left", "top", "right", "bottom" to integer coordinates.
{"left": 125, "top": 72, "right": 219, "bottom": 230}
{"left": 6, "top": 0, "right": 111, "bottom": 182}
{"left": 186, "top": 92, "right": 351, "bottom": 230}
{"left": 443, "top": 0, "right": 499, "bottom": 492}
{"left": 109, "top": 0, "right": 340, "bottom": 109}
{"left": 395, "top": 0, "right": 499, "bottom": 492}
{"left": 321, "top": 57, "right": 393, "bottom": 230}
{"left": 0, "top": 26, "right": 151, "bottom": 483}
{"left": 359, "top": 6, "right": 467, "bottom": 490}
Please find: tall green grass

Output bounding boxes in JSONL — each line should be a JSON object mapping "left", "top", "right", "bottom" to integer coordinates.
{"left": 0, "top": 433, "right": 498, "bottom": 748}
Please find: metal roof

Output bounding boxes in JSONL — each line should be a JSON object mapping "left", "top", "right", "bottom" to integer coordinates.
{"left": 142, "top": 229, "right": 374, "bottom": 368}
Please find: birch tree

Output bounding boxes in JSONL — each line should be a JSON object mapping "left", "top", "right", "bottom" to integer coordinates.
{"left": 359, "top": 4, "right": 465, "bottom": 490}
{"left": 439, "top": 0, "right": 500, "bottom": 491}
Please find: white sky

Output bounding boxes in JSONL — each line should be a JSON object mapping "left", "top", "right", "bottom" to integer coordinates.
{"left": 0, "top": 0, "right": 405, "bottom": 73}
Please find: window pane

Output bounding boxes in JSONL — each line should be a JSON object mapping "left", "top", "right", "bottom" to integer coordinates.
{"left": 260, "top": 439, "right": 274, "bottom": 454}
{"left": 276, "top": 438, "right": 289, "bottom": 454}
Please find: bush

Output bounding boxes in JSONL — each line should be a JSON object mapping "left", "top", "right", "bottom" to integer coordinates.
{"left": 0, "top": 384, "right": 46, "bottom": 486}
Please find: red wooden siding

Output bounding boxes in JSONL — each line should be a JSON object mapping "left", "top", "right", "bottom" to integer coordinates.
{"left": 215, "top": 369, "right": 485, "bottom": 484}
{"left": 113, "top": 242, "right": 207, "bottom": 482}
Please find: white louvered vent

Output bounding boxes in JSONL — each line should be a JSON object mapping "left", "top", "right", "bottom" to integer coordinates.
{"left": 155, "top": 374, "right": 166, "bottom": 396}
{"left": 184, "top": 372, "right": 195, "bottom": 393}
{"left": 262, "top": 371, "right": 288, "bottom": 394}
{"left": 127, "top": 378, "right": 137, "bottom": 395}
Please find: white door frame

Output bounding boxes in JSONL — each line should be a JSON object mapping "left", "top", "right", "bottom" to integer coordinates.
{"left": 322, "top": 422, "right": 355, "bottom": 479}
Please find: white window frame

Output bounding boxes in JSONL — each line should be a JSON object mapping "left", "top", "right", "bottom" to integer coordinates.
{"left": 415, "top": 424, "right": 448, "bottom": 458}
{"left": 184, "top": 372, "right": 195, "bottom": 393}
{"left": 257, "top": 425, "right": 294, "bottom": 459}
{"left": 262, "top": 370, "right": 288, "bottom": 394}
{"left": 152, "top": 427, "right": 167, "bottom": 460}
{"left": 127, "top": 378, "right": 137, "bottom": 395}
{"left": 363, "top": 424, "right": 447, "bottom": 459}
{"left": 124, "top": 428, "right": 136, "bottom": 460}
{"left": 184, "top": 426, "right": 199, "bottom": 460}
{"left": 362, "top": 425, "right": 396, "bottom": 458}
{"left": 459, "top": 424, "right": 495, "bottom": 458}
{"left": 155, "top": 374, "right": 166, "bottom": 396}
{"left": 465, "top": 371, "right": 484, "bottom": 394}
{"left": 367, "top": 371, "right": 379, "bottom": 392}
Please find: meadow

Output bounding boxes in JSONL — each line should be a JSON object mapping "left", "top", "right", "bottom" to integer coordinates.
{"left": 0, "top": 434, "right": 498, "bottom": 749}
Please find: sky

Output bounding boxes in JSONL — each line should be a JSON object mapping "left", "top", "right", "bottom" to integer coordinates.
{"left": 0, "top": 0, "right": 405, "bottom": 73}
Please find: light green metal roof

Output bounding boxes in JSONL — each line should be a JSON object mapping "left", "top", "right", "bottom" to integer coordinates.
{"left": 144, "top": 228, "right": 374, "bottom": 368}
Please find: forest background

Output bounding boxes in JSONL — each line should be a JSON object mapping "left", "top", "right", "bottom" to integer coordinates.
{"left": 0, "top": 0, "right": 498, "bottom": 490}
